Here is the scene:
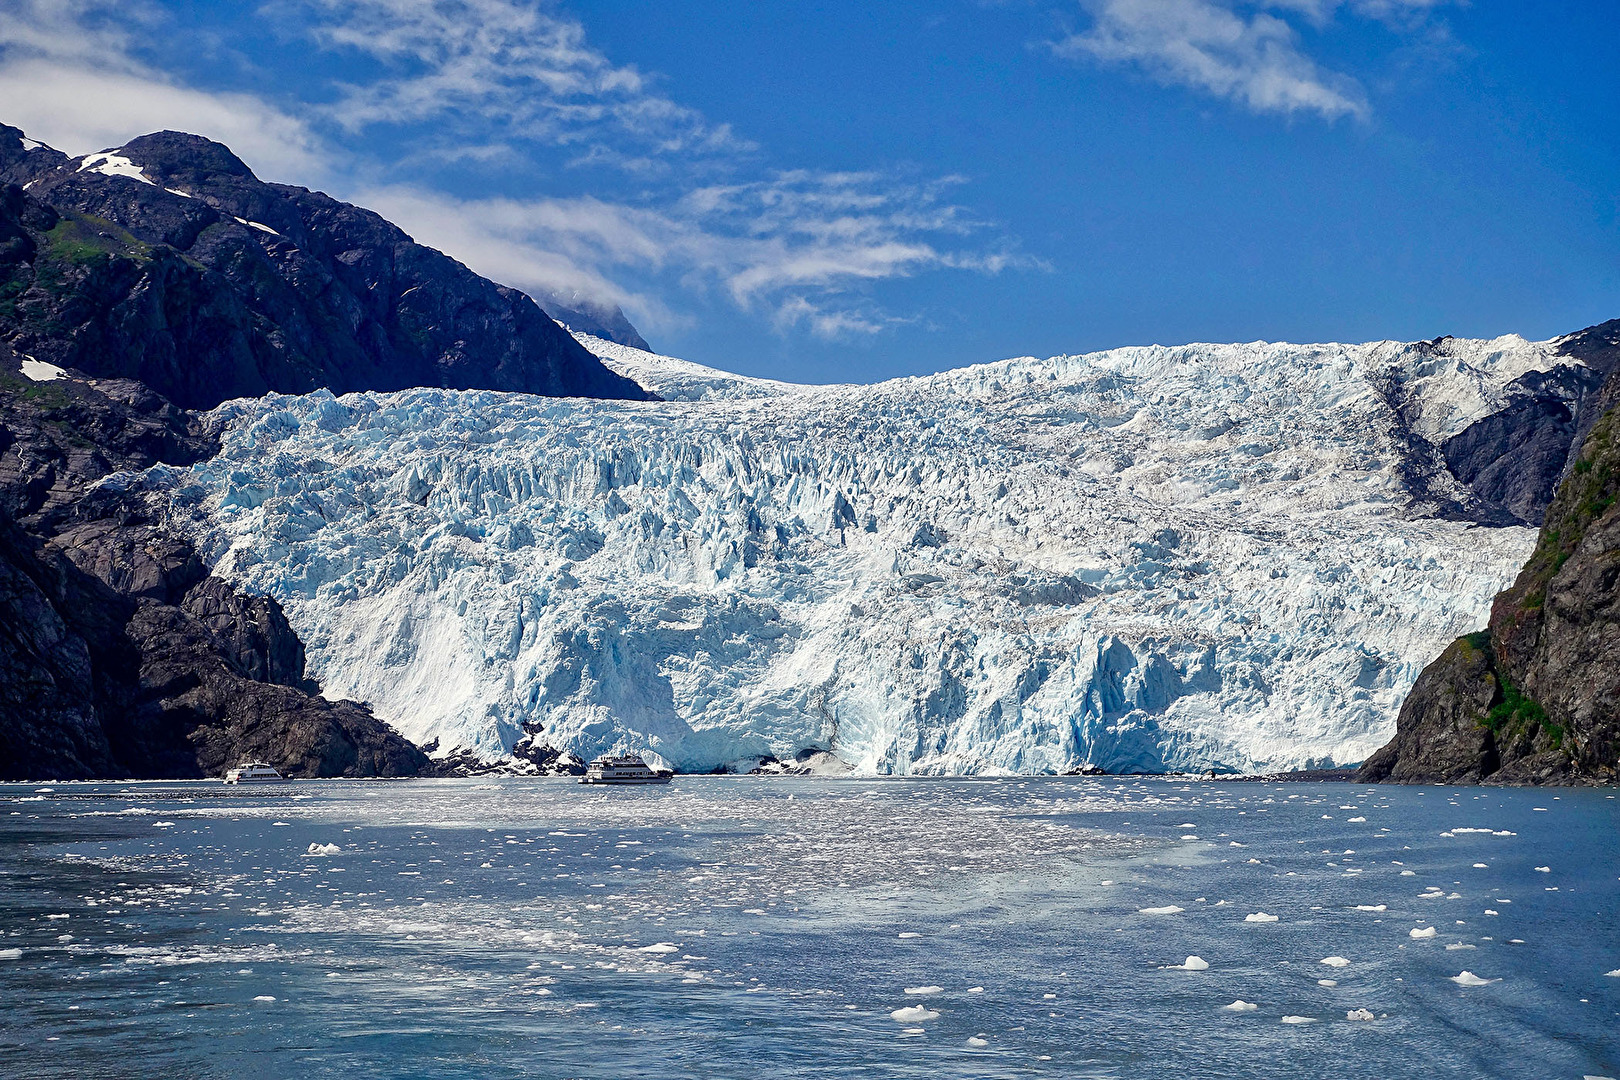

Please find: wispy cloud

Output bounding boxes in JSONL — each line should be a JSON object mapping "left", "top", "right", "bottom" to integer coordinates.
{"left": 0, "top": 0, "right": 324, "bottom": 176}
{"left": 276, "top": 0, "right": 749, "bottom": 170}
{"left": 362, "top": 172, "right": 1026, "bottom": 338}
{"left": 1056, "top": 0, "right": 1454, "bottom": 122}
{"left": 0, "top": 0, "right": 1027, "bottom": 342}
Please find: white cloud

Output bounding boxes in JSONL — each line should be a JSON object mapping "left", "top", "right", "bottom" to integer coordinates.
{"left": 0, "top": 0, "right": 325, "bottom": 179}
{"left": 280, "top": 0, "right": 748, "bottom": 168}
{"left": 359, "top": 171, "right": 1017, "bottom": 338}
{"left": 0, "top": 0, "right": 1026, "bottom": 341}
{"left": 1058, "top": 0, "right": 1370, "bottom": 120}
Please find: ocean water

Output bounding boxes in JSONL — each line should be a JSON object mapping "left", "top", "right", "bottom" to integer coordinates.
{"left": 0, "top": 778, "right": 1615, "bottom": 1079}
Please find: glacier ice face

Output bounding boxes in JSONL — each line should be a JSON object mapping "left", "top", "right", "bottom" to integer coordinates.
{"left": 150, "top": 334, "right": 1578, "bottom": 774}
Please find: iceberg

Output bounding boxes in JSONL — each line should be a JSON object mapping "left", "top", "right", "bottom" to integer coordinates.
{"left": 153, "top": 333, "right": 1578, "bottom": 774}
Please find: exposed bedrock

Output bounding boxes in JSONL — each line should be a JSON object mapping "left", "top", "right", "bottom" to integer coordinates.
{"left": 1360, "top": 336, "right": 1620, "bottom": 786}
{"left": 0, "top": 124, "right": 651, "bottom": 409}
{"left": 0, "top": 343, "right": 426, "bottom": 780}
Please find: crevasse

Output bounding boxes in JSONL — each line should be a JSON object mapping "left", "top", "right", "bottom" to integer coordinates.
{"left": 151, "top": 333, "right": 1570, "bottom": 774}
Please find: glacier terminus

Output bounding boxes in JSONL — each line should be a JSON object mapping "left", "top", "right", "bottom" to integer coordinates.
{"left": 139, "top": 332, "right": 1595, "bottom": 775}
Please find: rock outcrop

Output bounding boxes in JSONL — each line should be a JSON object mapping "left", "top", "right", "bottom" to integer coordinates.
{"left": 0, "top": 126, "right": 653, "bottom": 409}
{"left": 0, "top": 341, "right": 428, "bottom": 780}
{"left": 1359, "top": 329, "right": 1620, "bottom": 785}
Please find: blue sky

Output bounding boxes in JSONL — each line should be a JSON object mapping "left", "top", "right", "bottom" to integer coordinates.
{"left": 0, "top": 1, "right": 1614, "bottom": 383}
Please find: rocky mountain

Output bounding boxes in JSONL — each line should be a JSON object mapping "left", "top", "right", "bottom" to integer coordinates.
{"left": 534, "top": 287, "right": 651, "bottom": 352}
{"left": 0, "top": 121, "right": 663, "bottom": 780}
{"left": 1357, "top": 320, "right": 1620, "bottom": 785}
{"left": 0, "top": 343, "right": 428, "bottom": 779}
{"left": 0, "top": 126, "right": 652, "bottom": 409}
{"left": 148, "top": 329, "right": 1615, "bottom": 776}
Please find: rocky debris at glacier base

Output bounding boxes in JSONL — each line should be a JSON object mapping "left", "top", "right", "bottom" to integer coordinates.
{"left": 142, "top": 333, "right": 1593, "bottom": 775}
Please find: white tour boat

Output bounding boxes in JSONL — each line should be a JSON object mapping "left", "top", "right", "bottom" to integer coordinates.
{"left": 580, "top": 754, "right": 673, "bottom": 785}
{"left": 223, "top": 762, "right": 286, "bottom": 783}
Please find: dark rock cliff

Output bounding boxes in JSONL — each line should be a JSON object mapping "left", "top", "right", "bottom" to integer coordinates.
{"left": 1359, "top": 327, "right": 1620, "bottom": 785}
{"left": 0, "top": 126, "right": 653, "bottom": 409}
{"left": 0, "top": 345, "right": 428, "bottom": 780}
{"left": 0, "top": 120, "right": 669, "bottom": 780}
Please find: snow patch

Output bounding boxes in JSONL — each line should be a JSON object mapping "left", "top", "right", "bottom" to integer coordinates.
{"left": 77, "top": 151, "right": 153, "bottom": 185}
{"left": 19, "top": 358, "right": 65, "bottom": 382}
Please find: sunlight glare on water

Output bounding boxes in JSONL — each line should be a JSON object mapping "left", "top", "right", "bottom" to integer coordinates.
{"left": 0, "top": 778, "right": 1616, "bottom": 1079}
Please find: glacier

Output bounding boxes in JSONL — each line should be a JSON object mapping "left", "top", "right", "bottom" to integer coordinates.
{"left": 143, "top": 333, "right": 1588, "bottom": 775}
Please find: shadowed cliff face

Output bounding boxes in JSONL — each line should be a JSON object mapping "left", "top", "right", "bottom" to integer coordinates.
{"left": 1359, "top": 338, "right": 1620, "bottom": 786}
{"left": 0, "top": 126, "right": 653, "bottom": 410}
{"left": 0, "top": 120, "right": 669, "bottom": 780}
{"left": 0, "top": 344, "right": 429, "bottom": 780}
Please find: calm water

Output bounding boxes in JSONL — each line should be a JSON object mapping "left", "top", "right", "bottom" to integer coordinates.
{"left": 0, "top": 778, "right": 1616, "bottom": 1079}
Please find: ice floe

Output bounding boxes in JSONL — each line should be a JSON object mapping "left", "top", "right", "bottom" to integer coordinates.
{"left": 1319, "top": 956, "right": 1351, "bottom": 968}
{"left": 1280, "top": 1015, "right": 1317, "bottom": 1024}
{"left": 1164, "top": 956, "right": 1209, "bottom": 970}
{"left": 1245, "top": 912, "right": 1279, "bottom": 922}
{"left": 1140, "top": 905, "right": 1184, "bottom": 915}
{"left": 903, "top": 986, "right": 943, "bottom": 995}
{"left": 1410, "top": 927, "right": 1437, "bottom": 939}
{"left": 1345, "top": 1008, "right": 1375, "bottom": 1021}
{"left": 305, "top": 842, "right": 341, "bottom": 856}
{"left": 1449, "top": 971, "right": 1497, "bottom": 986}
{"left": 1222, "top": 1000, "right": 1259, "bottom": 1012}
{"left": 890, "top": 1005, "right": 939, "bottom": 1022}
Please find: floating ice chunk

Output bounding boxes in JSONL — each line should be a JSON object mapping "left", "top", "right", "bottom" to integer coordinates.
{"left": 1449, "top": 971, "right": 1496, "bottom": 986}
{"left": 0, "top": 949, "right": 21, "bottom": 959}
{"left": 1177, "top": 823, "right": 1196, "bottom": 828}
{"left": 1603, "top": 969, "right": 1620, "bottom": 978}
{"left": 306, "top": 842, "right": 341, "bottom": 856}
{"left": 1165, "top": 956, "right": 1209, "bottom": 970}
{"left": 637, "top": 943, "right": 679, "bottom": 954}
{"left": 1318, "top": 979, "right": 1337, "bottom": 987}
{"left": 272, "top": 822, "right": 290, "bottom": 827}
{"left": 1410, "top": 927, "right": 1437, "bottom": 938}
{"left": 966, "top": 1037, "right": 989, "bottom": 1048}
{"left": 1222, "top": 1000, "right": 1258, "bottom": 1012}
{"left": 1139, "top": 906, "right": 1184, "bottom": 915}
{"left": 1345, "top": 1008, "right": 1375, "bottom": 1021}
{"left": 904, "top": 986, "right": 943, "bottom": 995}
{"left": 1348, "top": 817, "right": 1366, "bottom": 823}
{"left": 1281, "top": 1015, "right": 1317, "bottom": 1024}
{"left": 1320, "top": 956, "right": 1351, "bottom": 968}
{"left": 890, "top": 1005, "right": 939, "bottom": 1022}
{"left": 1472, "top": 863, "right": 1487, "bottom": 868}
{"left": 897, "top": 932, "right": 922, "bottom": 939}
{"left": 1534, "top": 866, "right": 1550, "bottom": 873}
{"left": 1483, "top": 909, "right": 1498, "bottom": 916}
{"left": 966, "top": 986, "right": 984, "bottom": 993}
{"left": 152, "top": 821, "right": 174, "bottom": 828}
{"left": 1354, "top": 905, "right": 1386, "bottom": 912}
{"left": 1445, "top": 943, "right": 1475, "bottom": 951}
{"left": 1245, "top": 912, "right": 1279, "bottom": 922}
{"left": 1400, "top": 870, "right": 1416, "bottom": 876}
{"left": 1493, "top": 831, "right": 1516, "bottom": 837}
{"left": 253, "top": 995, "right": 277, "bottom": 1002}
